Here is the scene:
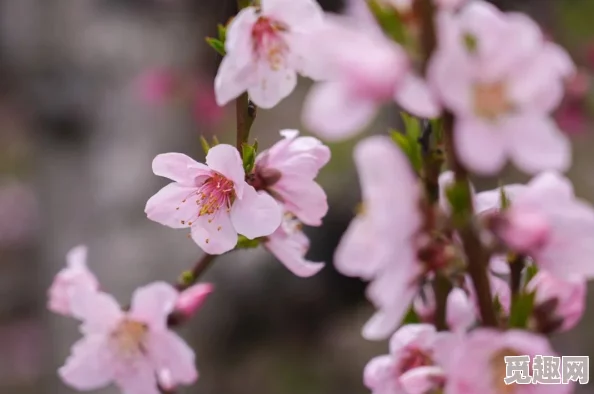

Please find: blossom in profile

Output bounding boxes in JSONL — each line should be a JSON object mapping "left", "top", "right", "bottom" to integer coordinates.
{"left": 264, "top": 213, "right": 324, "bottom": 277}
{"left": 438, "top": 329, "right": 571, "bottom": 394}
{"left": 214, "top": 0, "right": 326, "bottom": 109}
{"left": 495, "top": 172, "right": 594, "bottom": 280}
{"left": 334, "top": 136, "right": 423, "bottom": 339}
{"left": 59, "top": 283, "right": 198, "bottom": 394}
{"left": 364, "top": 324, "right": 448, "bottom": 394}
{"left": 175, "top": 283, "right": 214, "bottom": 319}
{"left": 48, "top": 245, "right": 99, "bottom": 316}
{"left": 302, "top": 15, "right": 439, "bottom": 140}
{"left": 527, "top": 270, "right": 586, "bottom": 333}
{"left": 253, "top": 129, "right": 330, "bottom": 226}
{"left": 429, "top": 0, "right": 574, "bottom": 175}
{"left": 145, "top": 144, "right": 282, "bottom": 254}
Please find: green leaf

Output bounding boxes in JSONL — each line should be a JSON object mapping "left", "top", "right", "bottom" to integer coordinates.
{"left": 445, "top": 181, "right": 473, "bottom": 223}
{"left": 200, "top": 136, "right": 211, "bottom": 154}
{"left": 205, "top": 37, "right": 226, "bottom": 56}
{"left": 499, "top": 184, "right": 511, "bottom": 210}
{"left": 217, "top": 23, "right": 227, "bottom": 42}
{"left": 508, "top": 291, "right": 536, "bottom": 329}
{"left": 400, "top": 112, "right": 421, "bottom": 139}
{"left": 237, "top": 234, "right": 261, "bottom": 249}
{"left": 211, "top": 135, "right": 220, "bottom": 146}
{"left": 242, "top": 143, "right": 257, "bottom": 174}
{"left": 401, "top": 306, "right": 421, "bottom": 325}
{"left": 367, "top": 0, "right": 408, "bottom": 45}
{"left": 524, "top": 264, "right": 539, "bottom": 286}
{"left": 430, "top": 117, "right": 444, "bottom": 143}
{"left": 390, "top": 130, "right": 422, "bottom": 173}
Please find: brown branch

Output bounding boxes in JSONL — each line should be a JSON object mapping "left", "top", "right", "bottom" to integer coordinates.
{"left": 442, "top": 114, "right": 498, "bottom": 327}
{"left": 235, "top": 92, "right": 257, "bottom": 154}
{"left": 175, "top": 253, "right": 217, "bottom": 292}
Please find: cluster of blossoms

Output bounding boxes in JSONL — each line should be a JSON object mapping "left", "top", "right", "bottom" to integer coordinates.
{"left": 47, "top": 0, "right": 593, "bottom": 393}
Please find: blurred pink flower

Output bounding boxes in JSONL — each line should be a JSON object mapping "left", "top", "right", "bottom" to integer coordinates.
{"left": 527, "top": 270, "right": 586, "bottom": 333}
{"left": 414, "top": 286, "right": 476, "bottom": 333}
{"left": 438, "top": 329, "right": 570, "bottom": 394}
{"left": 334, "top": 136, "right": 423, "bottom": 339}
{"left": 137, "top": 69, "right": 177, "bottom": 105}
{"left": 254, "top": 129, "right": 330, "bottom": 226}
{"left": 302, "top": 15, "right": 439, "bottom": 140}
{"left": 264, "top": 213, "right": 324, "bottom": 277}
{"left": 466, "top": 273, "right": 511, "bottom": 319}
{"left": 59, "top": 283, "right": 197, "bottom": 394}
{"left": 497, "top": 172, "right": 594, "bottom": 279}
{"left": 192, "top": 84, "right": 225, "bottom": 128}
{"left": 48, "top": 245, "right": 99, "bottom": 316}
{"left": 555, "top": 102, "right": 587, "bottom": 135}
{"left": 565, "top": 69, "right": 590, "bottom": 98}
{"left": 364, "top": 324, "right": 448, "bottom": 394}
{"left": 145, "top": 145, "right": 282, "bottom": 254}
{"left": 429, "top": 0, "right": 574, "bottom": 175}
{"left": 175, "top": 283, "right": 214, "bottom": 319}
{"left": 215, "top": 0, "right": 325, "bottom": 109}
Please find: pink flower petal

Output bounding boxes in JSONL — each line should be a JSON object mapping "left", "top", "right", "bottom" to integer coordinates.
{"left": 265, "top": 226, "right": 324, "bottom": 277}
{"left": 302, "top": 81, "right": 378, "bottom": 141}
{"left": 115, "top": 358, "right": 160, "bottom": 394}
{"left": 191, "top": 212, "right": 238, "bottom": 254}
{"left": 363, "top": 355, "right": 399, "bottom": 392}
{"left": 394, "top": 73, "right": 441, "bottom": 118}
{"left": 247, "top": 67, "right": 298, "bottom": 109}
{"left": 230, "top": 185, "right": 282, "bottom": 239}
{"left": 273, "top": 181, "right": 328, "bottom": 226}
{"left": 145, "top": 183, "right": 199, "bottom": 229}
{"left": 214, "top": 55, "right": 257, "bottom": 106}
{"left": 69, "top": 287, "right": 123, "bottom": 334}
{"left": 147, "top": 330, "right": 198, "bottom": 386}
{"left": 389, "top": 324, "right": 436, "bottom": 354}
{"left": 506, "top": 114, "right": 571, "bottom": 174}
{"left": 59, "top": 336, "right": 113, "bottom": 391}
{"left": 399, "top": 366, "right": 444, "bottom": 394}
{"left": 455, "top": 117, "right": 506, "bottom": 175}
{"left": 262, "top": 0, "right": 324, "bottom": 30}
{"left": 129, "top": 282, "right": 178, "bottom": 331}
{"left": 152, "top": 153, "right": 210, "bottom": 185}
{"left": 205, "top": 144, "right": 245, "bottom": 198}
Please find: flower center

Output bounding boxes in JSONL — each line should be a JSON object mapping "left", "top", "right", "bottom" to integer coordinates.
{"left": 252, "top": 17, "right": 289, "bottom": 70}
{"left": 473, "top": 82, "right": 511, "bottom": 120}
{"left": 111, "top": 319, "right": 148, "bottom": 358}
{"left": 196, "top": 172, "right": 235, "bottom": 217}
{"left": 399, "top": 347, "right": 433, "bottom": 374}
{"left": 490, "top": 348, "right": 520, "bottom": 394}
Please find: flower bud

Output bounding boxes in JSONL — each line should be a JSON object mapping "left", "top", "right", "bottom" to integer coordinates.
{"left": 174, "top": 283, "right": 214, "bottom": 319}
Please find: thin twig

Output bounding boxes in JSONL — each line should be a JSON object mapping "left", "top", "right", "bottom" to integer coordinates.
{"left": 175, "top": 253, "right": 217, "bottom": 291}
{"left": 442, "top": 114, "right": 498, "bottom": 327}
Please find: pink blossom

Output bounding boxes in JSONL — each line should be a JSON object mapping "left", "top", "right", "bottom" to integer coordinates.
{"left": 145, "top": 144, "right": 282, "bottom": 254}
{"left": 59, "top": 283, "right": 198, "bottom": 394}
{"left": 214, "top": 0, "right": 325, "bottom": 109}
{"left": 527, "top": 270, "right": 586, "bottom": 333}
{"left": 48, "top": 245, "right": 99, "bottom": 316}
{"left": 302, "top": 15, "right": 439, "bottom": 140}
{"left": 438, "top": 329, "right": 570, "bottom": 394}
{"left": 555, "top": 102, "right": 587, "bottom": 135}
{"left": 375, "top": 0, "right": 465, "bottom": 12}
{"left": 264, "top": 213, "right": 324, "bottom": 277}
{"left": 175, "top": 283, "right": 214, "bottom": 319}
{"left": 364, "top": 324, "right": 448, "bottom": 394}
{"left": 137, "top": 69, "right": 177, "bottom": 105}
{"left": 254, "top": 129, "right": 330, "bottom": 226}
{"left": 334, "top": 136, "right": 423, "bottom": 339}
{"left": 191, "top": 83, "right": 225, "bottom": 127}
{"left": 414, "top": 286, "right": 476, "bottom": 333}
{"left": 429, "top": 0, "right": 574, "bottom": 175}
{"left": 496, "top": 172, "right": 594, "bottom": 279}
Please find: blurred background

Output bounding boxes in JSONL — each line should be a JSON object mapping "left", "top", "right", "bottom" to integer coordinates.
{"left": 0, "top": 0, "right": 593, "bottom": 393}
